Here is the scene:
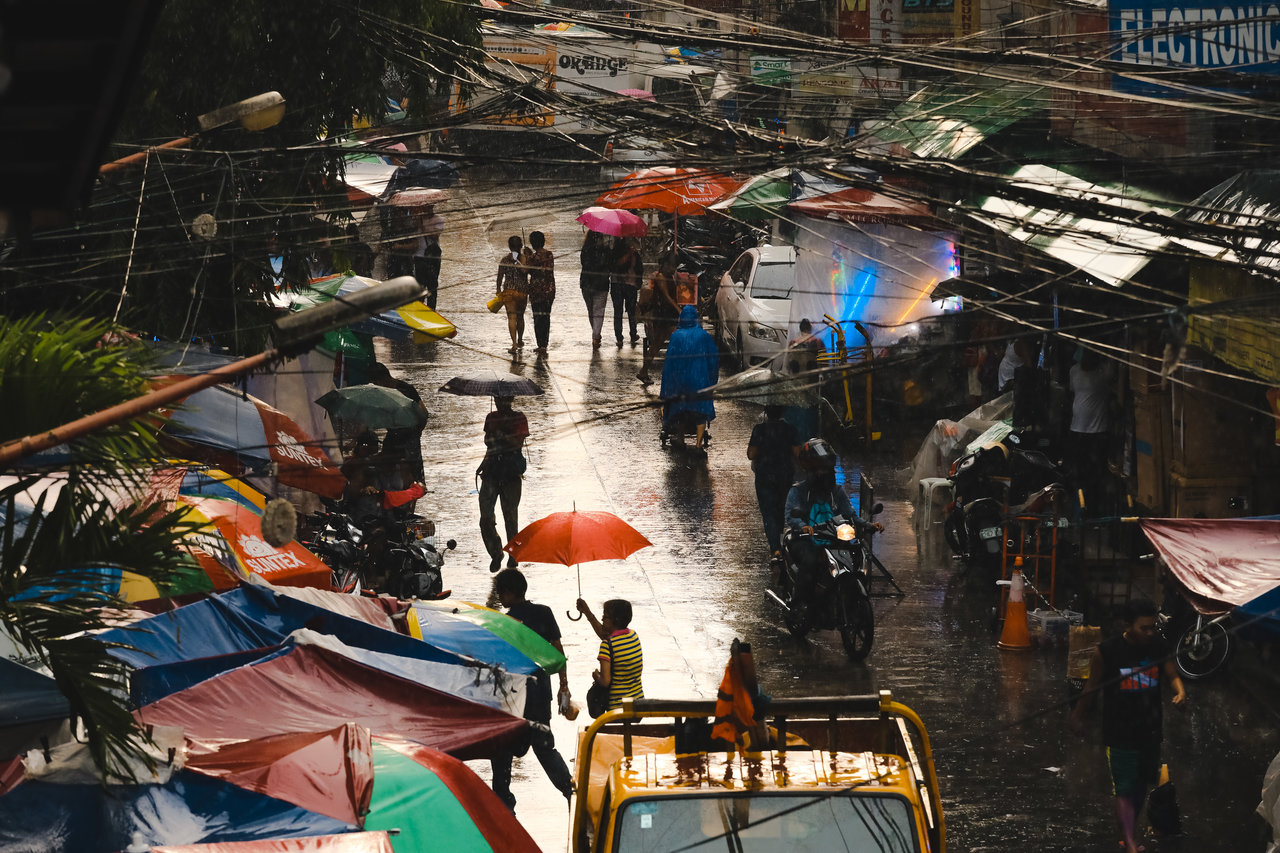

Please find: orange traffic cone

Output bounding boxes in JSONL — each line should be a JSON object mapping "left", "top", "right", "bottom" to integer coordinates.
{"left": 998, "top": 562, "right": 1032, "bottom": 651}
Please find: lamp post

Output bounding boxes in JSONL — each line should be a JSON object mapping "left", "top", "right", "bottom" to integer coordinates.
{"left": 98, "top": 91, "right": 286, "bottom": 175}
{"left": 0, "top": 277, "right": 424, "bottom": 468}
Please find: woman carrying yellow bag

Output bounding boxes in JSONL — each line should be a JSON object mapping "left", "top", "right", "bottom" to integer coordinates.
{"left": 495, "top": 235, "right": 531, "bottom": 354}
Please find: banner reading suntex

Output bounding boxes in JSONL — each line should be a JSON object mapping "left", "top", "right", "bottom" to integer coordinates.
{"left": 1110, "top": 0, "right": 1280, "bottom": 73}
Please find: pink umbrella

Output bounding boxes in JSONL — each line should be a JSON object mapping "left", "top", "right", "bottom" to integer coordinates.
{"left": 618, "top": 88, "right": 655, "bottom": 101}
{"left": 576, "top": 205, "right": 648, "bottom": 238}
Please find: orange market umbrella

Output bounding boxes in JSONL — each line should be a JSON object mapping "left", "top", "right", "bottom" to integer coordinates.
{"left": 503, "top": 508, "right": 652, "bottom": 619}
{"left": 595, "top": 167, "right": 744, "bottom": 216}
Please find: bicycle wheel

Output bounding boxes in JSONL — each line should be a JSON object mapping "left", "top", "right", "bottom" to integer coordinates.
{"left": 839, "top": 581, "right": 874, "bottom": 662}
{"left": 1175, "top": 619, "right": 1232, "bottom": 679}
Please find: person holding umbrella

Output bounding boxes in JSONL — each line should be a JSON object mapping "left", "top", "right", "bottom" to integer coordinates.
{"left": 579, "top": 231, "right": 613, "bottom": 351}
{"left": 478, "top": 395, "right": 529, "bottom": 573}
{"left": 575, "top": 597, "right": 644, "bottom": 712}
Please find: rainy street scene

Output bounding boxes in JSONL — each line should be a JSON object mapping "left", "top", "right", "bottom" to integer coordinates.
{"left": 6, "top": 4, "right": 1280, "bottom": 853}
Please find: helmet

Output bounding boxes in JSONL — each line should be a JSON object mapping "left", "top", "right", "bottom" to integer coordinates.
{"left": 798, "top": 437, "right": 838, "bottom": 472}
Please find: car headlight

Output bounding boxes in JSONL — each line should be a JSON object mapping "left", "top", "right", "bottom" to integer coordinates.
{"left": 836, "top": 523, "right": 857, "bottom": 541}
{"left": 747, "top": 322, "right": 781, "bottom": 342}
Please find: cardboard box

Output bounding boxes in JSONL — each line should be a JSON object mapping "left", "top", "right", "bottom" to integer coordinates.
{"left": 1169, "top": 472, "right": 1254, "bottom": 518}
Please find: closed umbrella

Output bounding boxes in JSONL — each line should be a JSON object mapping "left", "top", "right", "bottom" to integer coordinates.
{"left": 504, "top": 508, "right": 652, "bottom": 619}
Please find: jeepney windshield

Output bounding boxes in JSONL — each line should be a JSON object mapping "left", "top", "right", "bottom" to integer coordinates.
{"left": 614, "top": 792, "right": 919, "bottom": 853}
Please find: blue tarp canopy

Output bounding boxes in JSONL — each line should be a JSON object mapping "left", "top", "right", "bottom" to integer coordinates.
{"left": 0, "top": 771, "right": 349, "bottom": 852}
{"left": 0, "top": 658, "right": 68, "bottom": 727}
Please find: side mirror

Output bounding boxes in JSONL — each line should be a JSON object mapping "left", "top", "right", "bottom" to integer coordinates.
{"left": 871, "top": 503, "right": 884, "bottom": 517}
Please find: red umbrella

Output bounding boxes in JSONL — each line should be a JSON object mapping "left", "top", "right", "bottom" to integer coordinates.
{"left": 595, "top": 167, "right": 743, "bottom": 216}
{"left": 504, "top": 508, "right": 652, "bottom": 619}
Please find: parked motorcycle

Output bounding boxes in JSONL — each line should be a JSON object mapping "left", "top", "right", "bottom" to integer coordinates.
{"left": 766, "top": 506, "right": 883, "bottom": 662}
{"left": 943, "top": 431, "right": 1067, "bottom": 573}
{"left": 303, "top": 510, "right": 454, "bottom": 599}
{"left": 303, "top": 509, "right": 367, "bottom": 594}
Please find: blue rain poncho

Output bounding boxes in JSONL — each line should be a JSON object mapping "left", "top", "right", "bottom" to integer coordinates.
{"left": 660, "top": 305, "right": 719, "bottom": 427}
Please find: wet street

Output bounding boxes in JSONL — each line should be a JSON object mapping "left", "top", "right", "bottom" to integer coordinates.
{"left": 379, "top": 166, "right": 1280, "bottom": 852}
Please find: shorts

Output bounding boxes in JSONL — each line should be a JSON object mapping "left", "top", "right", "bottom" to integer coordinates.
{"left": 501, "top": 290, "right": 528, "bottom": 313}
{"left": 1107, "top": 744, "right": 1161, "bottom": 796}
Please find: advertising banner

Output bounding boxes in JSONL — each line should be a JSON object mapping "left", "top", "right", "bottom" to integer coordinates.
{"left": 1109, "top": 0, "right": 1280, "bottom": 73}
{"left": 871, "top": 0, "right": 903, "bottom": 43}
{"left": 838, "top": 0, "right": 872, "bottom": 40}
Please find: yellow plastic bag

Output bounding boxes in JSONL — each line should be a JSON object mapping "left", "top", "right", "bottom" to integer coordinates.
{"left": 1067, "top": 625, "right": 1102, "bottom": 681}
{"left": 486, "top": 293, "right": 505, "bottom": 313}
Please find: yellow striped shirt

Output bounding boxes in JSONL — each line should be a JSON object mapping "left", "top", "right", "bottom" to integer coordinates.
{"left": 599, "top": 629, "right": 643, "bottom": 709}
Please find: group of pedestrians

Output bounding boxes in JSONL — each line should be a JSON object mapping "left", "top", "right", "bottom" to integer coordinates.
{"left": 494, "top": 232, "right": 556, "bottom": 356}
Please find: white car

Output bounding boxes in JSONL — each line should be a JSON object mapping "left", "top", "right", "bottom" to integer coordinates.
{"left": 715, "top": 244, "right": 797, "bottom": 367}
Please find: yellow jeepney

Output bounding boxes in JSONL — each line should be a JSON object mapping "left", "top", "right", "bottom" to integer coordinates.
{"left": 570, "top": 691, "right": 944, "bottom": 853}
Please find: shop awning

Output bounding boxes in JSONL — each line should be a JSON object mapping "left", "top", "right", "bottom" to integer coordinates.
{"left": 969, "top": 164, "right": 1186, "bottom": 288}
{"left": 1141, "top": 518, "right": 1280, "bottom": 614}
{"left": 860, "top": 77, "right": 1050, "bottom": 160}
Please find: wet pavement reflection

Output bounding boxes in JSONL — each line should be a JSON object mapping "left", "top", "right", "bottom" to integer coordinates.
{"left": 384, "top": 166, "right": 1280, "bottom": 852}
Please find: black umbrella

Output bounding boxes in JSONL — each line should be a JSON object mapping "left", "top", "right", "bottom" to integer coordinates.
{"left": 439, "top": 369, "right": 543, "bottom": 397}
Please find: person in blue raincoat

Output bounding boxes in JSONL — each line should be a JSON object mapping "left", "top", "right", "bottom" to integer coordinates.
{"left": 660, "top": 305, "right": 719, "bottom": 449}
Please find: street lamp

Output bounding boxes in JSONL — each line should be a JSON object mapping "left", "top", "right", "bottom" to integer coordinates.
{"left": 0, "top": 277, "right": 424, "bottom": 468}
{"left": 98, "top": 91, "right": 286, "bottom": 175}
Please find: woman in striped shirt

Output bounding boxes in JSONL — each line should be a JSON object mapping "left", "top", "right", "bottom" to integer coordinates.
{"left": 577, "top": 597, "right": 643, "bottom": 710}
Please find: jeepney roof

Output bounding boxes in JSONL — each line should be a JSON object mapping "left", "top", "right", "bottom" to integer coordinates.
{"left": 611, "top": 748, "right": 917, "bottom": 795}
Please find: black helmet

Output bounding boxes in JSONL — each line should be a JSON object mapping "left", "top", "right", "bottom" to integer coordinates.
{"left": 798, "top": 437, "right": 837, "bottom": 471}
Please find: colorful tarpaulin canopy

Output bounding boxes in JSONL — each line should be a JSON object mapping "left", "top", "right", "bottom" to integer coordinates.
{"left": 152, "top": 834, "right": 397, "bottom": 853}
{"left": 136, "top": 643, "right": 529, "bottom": 759}
{"left": 1141, "top": 518, "right": 1280, "bottom": 614}
{"left": 282, "top": 274, "right": 457, "bottom": 342}
{"left": 409, "top": 600, "right": 567, "bottom": 675}
{"left": 166, "top": 383, "right": 346, "bottom": 499}
{"left": 179, "top": 496, "right": 331, "bottom": 590}
{"left": 98, "top": 585, "right": 525, "bottom": 712}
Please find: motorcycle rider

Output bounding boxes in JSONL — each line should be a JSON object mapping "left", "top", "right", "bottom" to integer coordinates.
{"left": 783, "top": 438, "right": 882, "bottom": 625}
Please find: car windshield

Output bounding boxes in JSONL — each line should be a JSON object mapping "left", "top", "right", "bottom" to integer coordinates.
{"left": 750, "top": 262, "right": 795, "bottom": 299}
{"left": 614, "top": 792, "right": 919, "bottom": 853}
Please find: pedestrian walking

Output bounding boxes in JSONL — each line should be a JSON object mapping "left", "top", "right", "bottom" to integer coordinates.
{"left": 660, "top": 304, "right": 718, "bottom": 450}
{"left": 637, "top": 253, "right": 682, "bottom": 386}
{"left": 525, "top": 231, "right": 556, "bottom": 357}
{"left": 1068, "top": 347, "right": 1115, "bottom": 512}
{"left": 610, "top": 237, "right": 643, "bottom": 348}
{"left": 579, "top": 231, "right": 612, "bottom": 350}
{"left": 496, "top": 235, "right": 530, "bottom": 354}
{"left": 489, "top": 569, "right": 575, "bottom": 810}
{"left": 748, "top": 404, "right": 800, "bottom": 560}
{"left": 575, "top": 598, "right": 643, "bottom": 710}
{"left": 477, "top": 395, "right": 528, "bottom": 573}
{"left": 1070, "top": 598, "right": 1187, "bottom": 853}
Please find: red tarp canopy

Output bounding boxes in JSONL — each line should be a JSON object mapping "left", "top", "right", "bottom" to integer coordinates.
{"left": 137, "top": 645, "right": 528, "bottom": 760}
{"left": 1141, "top": 518, "right": 1280, "bottom": 614}
{"left": 150, "top": 834, "right": 395, "bottom": 853}
{"left": 787, "top": 187, "right": 934, "bottom": 225}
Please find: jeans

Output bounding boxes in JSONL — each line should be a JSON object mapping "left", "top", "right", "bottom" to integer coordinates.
{"left": 479, "top": 475, "right": 522, "bottom": 562}
{"left": 582, "top": 287, "right": 608, "bottom": 341}
{"left": 490, "top": 726, "right": 574, "bottom": 809}
{"left": 611, "top": 282, "right": 638, "bottom": 342}
{"left": 530, "top": 299, "right": 553, "bottom": 349}
{"left": 755, "top": 478, "right": 789, "bottom": 555}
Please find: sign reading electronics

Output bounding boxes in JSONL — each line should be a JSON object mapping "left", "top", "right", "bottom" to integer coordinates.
{"left": 1110, "top": 0, "right": 1280, "bottom": 71}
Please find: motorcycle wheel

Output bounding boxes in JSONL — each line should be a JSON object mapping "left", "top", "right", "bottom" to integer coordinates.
{"left": 838, "top": 582, "right": 874, "bottom": 662}
{"left": 942, "top": 507, "right": 966, "bottom": 557}
{"left": 1175, "top": 620, "right": 1232, "bottom": 679}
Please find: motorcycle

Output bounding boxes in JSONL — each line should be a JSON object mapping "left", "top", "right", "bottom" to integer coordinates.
{"left": 303, "top": 509, "right": 367, "bottom": 594}
{"left": 943, "top": 431, "right": 1067, "bottom": 573}
{"left": 303, "top": 510, "right": 454, "bottom": 599}
{"left": 766, "top": 506, "right": 883, "bottom": 662}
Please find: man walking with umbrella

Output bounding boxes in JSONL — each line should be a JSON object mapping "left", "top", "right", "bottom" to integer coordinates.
{"left": 478, "top": 395, "right": 529, "bottom": 573}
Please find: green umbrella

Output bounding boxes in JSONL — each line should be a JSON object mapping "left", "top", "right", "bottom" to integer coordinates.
{"left": 316, "top": 384, "right": 424, "bottom": 430}
{"left": 410, "top": 599, "right": 567, "bottom": 674}
{"left": 707, "top": 168, "right": 850, "bottom": 221}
